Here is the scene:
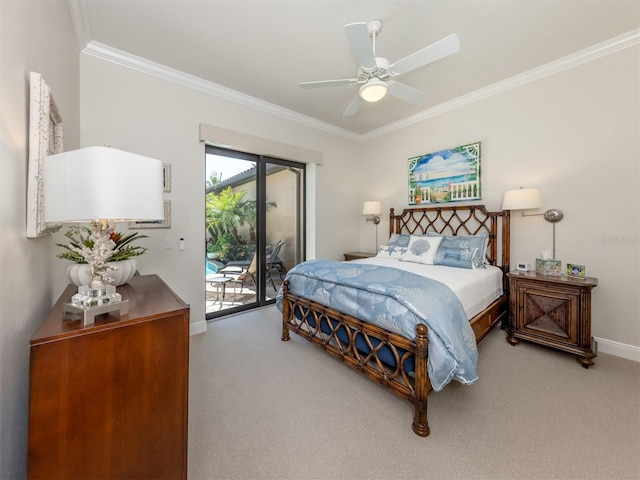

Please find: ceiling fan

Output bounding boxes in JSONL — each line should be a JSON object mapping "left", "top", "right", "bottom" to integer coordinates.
{"left": 299, "top": 20, "right": 460, "bottom": 117}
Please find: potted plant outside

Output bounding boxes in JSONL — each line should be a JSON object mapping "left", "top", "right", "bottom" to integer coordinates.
{"left": 206, "top": 242, "right": 219, "bottom": 259}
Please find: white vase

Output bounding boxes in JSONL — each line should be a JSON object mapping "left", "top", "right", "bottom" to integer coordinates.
{"left": 67, "top": 259, "right": 138, "bottom": 287}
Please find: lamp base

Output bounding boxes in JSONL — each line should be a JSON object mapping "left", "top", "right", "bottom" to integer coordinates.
{"left": 64, "top": 284, "right": 128, "bottom": 325}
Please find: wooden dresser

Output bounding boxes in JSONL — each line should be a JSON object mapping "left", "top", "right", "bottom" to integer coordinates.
{"left": 28, "top": 274, "right": 190, "bottom": 479}
{"left": 506, "top": 271, "right": 598, "bottom": 368}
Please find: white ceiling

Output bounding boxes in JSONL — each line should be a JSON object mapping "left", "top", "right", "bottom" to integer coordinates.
{"left": 70, "top": 1, "right": 639, "bottom": 137}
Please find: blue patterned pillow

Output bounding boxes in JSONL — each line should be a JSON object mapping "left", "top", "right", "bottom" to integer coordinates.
{"left": 376, "top": 245, "right": 407, "bottom": 259}
{"left": 427, "top": 231, "right": 487, "bottom": 269}
{"left": 388, "top": 233, "right": 411, "bottom": 247}
{"left": 434, "top": 246, "right": 478, "bottom": 269}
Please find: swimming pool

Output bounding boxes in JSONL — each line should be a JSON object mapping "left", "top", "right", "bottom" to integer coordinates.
{"left": 206, "top": 261, "right": 218, "bottom": 275}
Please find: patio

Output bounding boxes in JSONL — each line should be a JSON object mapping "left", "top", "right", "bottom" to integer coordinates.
{"left": 205, "top": 260, "right": 285, "bottom": 314}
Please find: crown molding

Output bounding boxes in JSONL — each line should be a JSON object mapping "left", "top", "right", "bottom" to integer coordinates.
{"left": 362, "top": 28, "right": 640, "bottom": 141}
{"left": 81, "top": 42, "right": 360, "bottom": 142}
{"left": 80, "top": 26, "right": 638, "bottom": 143}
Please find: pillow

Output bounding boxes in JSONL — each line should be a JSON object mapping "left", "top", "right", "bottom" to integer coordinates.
{"left": 388, "top": 233, "right": 411, "bottom": 248}
{"left": 434, "top": 246, "right": 478, "bottom": 269}
{"left": 427, "top": 231, "right": 487, "bottom": 269}
{"left": 400, "top": 235, "right": 443, "bottom": 265}
{"left": 376, "top": 245, "right": 407, "bottom": 259}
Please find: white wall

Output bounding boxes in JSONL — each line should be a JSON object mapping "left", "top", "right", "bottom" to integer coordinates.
{"left": 358, "top": 45, "right": 640, "bottom": 351}
{"left": 0, "top": 1, "right": 79, "bottom": 477}
{"left": 76, "top": 40, "right": 639, "bottom": 352}
{"left": 72, "top": 55, "right": 361, "bottom": 331}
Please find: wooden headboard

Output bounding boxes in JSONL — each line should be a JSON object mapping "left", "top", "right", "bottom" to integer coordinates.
{"left": 389, "top": 205, "right": 510, "bottom": 271}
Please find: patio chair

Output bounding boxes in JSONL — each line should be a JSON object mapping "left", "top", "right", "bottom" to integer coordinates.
{"left": 266, "top": 240, "right": 286, "bottom": 281}
{"left": 219, "top": 243, "right": 282, "bottom": 292}
{"left": 217, "top": 254, "right": 257, "bottom": 294}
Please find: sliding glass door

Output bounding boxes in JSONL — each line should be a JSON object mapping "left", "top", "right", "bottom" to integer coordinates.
{"left": 205, "top": 146, "right": 305, "bottom": 319}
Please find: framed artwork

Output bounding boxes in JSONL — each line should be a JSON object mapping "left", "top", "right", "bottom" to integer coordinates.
{"left": 408, "top": 142, "right": 481, "bottom": 205}
{"left": 567, "top": 263, "right": 586, "bottom": 277}
{"left": 163, "top": 163, "right": 172, "bottom": 192}
{"left": 129, "top": 200, "right": 171, "bottom": 229}
{"left": 27, "top": 72, "right": 64, "bottom": 238}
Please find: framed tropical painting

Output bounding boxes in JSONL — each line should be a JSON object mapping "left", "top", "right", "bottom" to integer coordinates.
{"left": 408, "top": 142, "right": 481, "bottom": 204}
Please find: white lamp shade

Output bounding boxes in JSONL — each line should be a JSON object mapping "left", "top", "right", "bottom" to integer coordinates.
{"left": 359, "top": 79, "right": 388, "bottom": 103}
{"left": 43, "top": 146, "right": 165, "bottom": 222}
{"left": 362, "top": 201, "right": 382, "bottom": 216}
{"left": 502, "top": 188, "right": 542, "bottom": 211}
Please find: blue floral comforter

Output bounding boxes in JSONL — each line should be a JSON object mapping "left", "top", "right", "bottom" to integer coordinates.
{"left": 276, "top": 259, "right": 478, "bottom": 391}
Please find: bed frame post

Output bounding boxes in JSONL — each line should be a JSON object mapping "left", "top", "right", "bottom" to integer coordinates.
{"left": 389, "top": 207, "right": 396, "bottom": 238}
{"left": 412, "top": 323, "right": 431, "bottom": 437}
{"left": 281, "top": 281, "right": 291, "bottom": 342}
{"left": 501, "top": 210, "right": 511, "bottom": 293}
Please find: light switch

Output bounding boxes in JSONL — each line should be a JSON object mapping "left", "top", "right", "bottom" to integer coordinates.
{"left": 164, "top": 237, "right": 172, "bottom": 249}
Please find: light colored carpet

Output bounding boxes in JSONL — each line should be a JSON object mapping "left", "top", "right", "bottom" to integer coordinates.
{"left": 188, "top": 306, "right": 640, "bottom": 480}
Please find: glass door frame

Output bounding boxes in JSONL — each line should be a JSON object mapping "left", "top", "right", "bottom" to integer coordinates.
{"left": 205, "top": 145, "right": 305, "bottom": 320}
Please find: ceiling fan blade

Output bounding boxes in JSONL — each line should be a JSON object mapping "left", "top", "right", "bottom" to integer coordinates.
{"left": 387, "top": 81, "right": 426, "bottom": 104}
{"left": 390, "top": 34, "right": 460, "bottom": 76}
{"left": 342, "top": 95, "right": 363, "bottom": 117}
{"left": 299, "top": 79, "right": 359, "bottom": 89}
{"left": 344, "top": 22, "right": 376, "bottom": 70}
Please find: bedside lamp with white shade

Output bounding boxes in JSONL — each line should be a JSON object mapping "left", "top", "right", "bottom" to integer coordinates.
{"left": 501, "top": 187, "right": 542, "bottom": 213}
{"left": 502, "top": 187, "right": 564, "bottom": 259}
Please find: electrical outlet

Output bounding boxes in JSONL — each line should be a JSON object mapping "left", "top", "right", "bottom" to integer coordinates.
{"left": 164, "top": 237, "right": 172, "bottom": 249}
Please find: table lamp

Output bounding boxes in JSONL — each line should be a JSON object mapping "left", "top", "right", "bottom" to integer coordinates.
{"left": 43, "top": 146, "right": 164, "bottom": 324}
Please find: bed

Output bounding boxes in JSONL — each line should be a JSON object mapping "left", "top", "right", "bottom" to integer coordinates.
{"left": 278, "top": 205, "right": 510, "bottom": 436}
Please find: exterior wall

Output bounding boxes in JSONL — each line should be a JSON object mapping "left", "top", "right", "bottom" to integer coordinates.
{"left": 265, "top": 169, "right": 300, "bottom": 269}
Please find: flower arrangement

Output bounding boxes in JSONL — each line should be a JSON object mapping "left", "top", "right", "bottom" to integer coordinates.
{"left": 56, "top": 225, "right": 148, "bottom": 263}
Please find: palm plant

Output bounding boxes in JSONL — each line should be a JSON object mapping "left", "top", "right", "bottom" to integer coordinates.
{"left": 206, "top": 186, "right": 278, "bottom": 261}
{"left": 237, "top": 199, "right": 277, "bottom": 242}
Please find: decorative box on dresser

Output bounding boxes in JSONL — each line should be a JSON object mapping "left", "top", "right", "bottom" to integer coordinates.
{"left": 343, "top": 252, "right": 376, "bottom": 261}
{"left": 506, "top": 271, "right": 598, "bottom": 368}
{"left": 28, "top": 274, "right": 190, "bottom": 479}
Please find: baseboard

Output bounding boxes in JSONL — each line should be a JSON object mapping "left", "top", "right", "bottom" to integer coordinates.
{"left": 190, "top": 320, "right": 208, "bottom": 336}
{"left": 594, "top": 336, "right": 640, "bottom": 362}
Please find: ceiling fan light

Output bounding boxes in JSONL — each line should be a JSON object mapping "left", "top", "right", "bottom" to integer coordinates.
{"left": 359, "top": 79, "right": 388, "bottom": 102}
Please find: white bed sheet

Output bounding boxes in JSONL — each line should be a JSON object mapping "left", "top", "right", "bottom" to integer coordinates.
{"left": 350, "top": 257, "right": 504, "bottom": 320}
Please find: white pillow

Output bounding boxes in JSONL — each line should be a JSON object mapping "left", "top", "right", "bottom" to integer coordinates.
{"left": 400, "top": 235, "right": 443, "bottom": 265}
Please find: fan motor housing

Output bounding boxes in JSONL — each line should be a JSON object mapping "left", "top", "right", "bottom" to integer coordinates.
{"left": 358, "top": 57, "right": 390, "bottom": 81}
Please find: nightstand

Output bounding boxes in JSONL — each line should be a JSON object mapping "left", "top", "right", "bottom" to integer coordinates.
{"left": 343, "top": 252, "right": 376, "bottom": 261}
{"left": 506, "top": 271, "right": 598, "bottom": 368}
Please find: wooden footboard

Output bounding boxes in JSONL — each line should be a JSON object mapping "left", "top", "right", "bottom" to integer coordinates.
{"left": 280, "top": 281, "right": 432, "bottom": 436}
{"left": 281, "top": 282, "right": 507, "bottom": 437}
